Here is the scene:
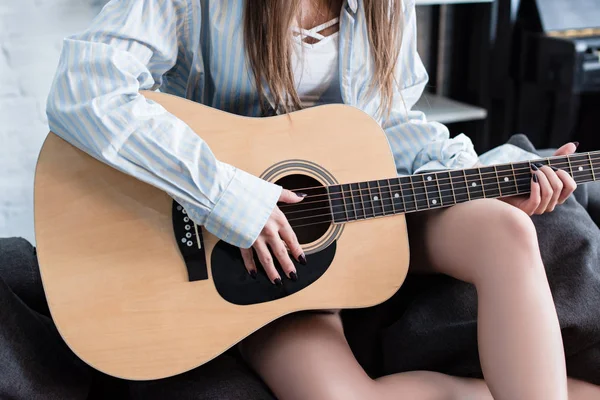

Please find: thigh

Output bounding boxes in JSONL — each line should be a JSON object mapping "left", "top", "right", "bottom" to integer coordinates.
{"left": 240, "top": 312, "right": 376, "bottom": 400}
{"left": 407, "top": 198, "right": 539, "bottom": 282}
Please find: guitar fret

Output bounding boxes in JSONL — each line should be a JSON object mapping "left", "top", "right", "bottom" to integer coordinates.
{"left": 437, "top": 171, "right": 454, "bottom": 207}
{"left": 510, "top": 163, "right": 519, "bottom": 194}
{"left": 566, "top": 154, "right": 574, "bottom": 177}
{"left": 477, "top": 168, "right": 486, "bottom": 198}
{"left": 569, "top": 154, "right": 595, "bottom": 184}
{"left": 479, "top": 166, "right": 500, "bottom": 199}
{"left": 450, "top": 170, "right": 469, "bottom": 204}
{"left": 350, "top": 183, "right": 365, "bottom": 220}
{"left": 340, "top": 183, "right": 350, "bottom": 222}
{"left": 515, "top": 162, "right": 532, "bottom": 194}
{"left": 401, "top": 176, "right": 416, "bottom": 212}
{"left": 409, "top": 175, "right": 427, "bottom": 210}
{"left": 462, "top": 169, "right": 471, "bottom": 201}
{"left": 423, "top": 173, "right": 440, "bottom": 209}
{"left": 387, "top": 179, "right": 396, "bottom": 214}
{"left": 342, "top": 183, "right": 356, "bottom": 221}
{"left": 378, "top": 179, "right": 394, "bottom": 215}
{"left": 464, "top": 168, "right": 484, "bottom": 200}
{"left": 368, "top": 181, "right": 384, "bottom": 216}
{"left": 496, "top": 164, "right": 518, "bottom": 198}
{"left": 388, "top": 178, "right": 403, "bottom": 213}
{"left": 493, "top": 165, "right": 502, "bottom": 197}
{"left": 589, "top": 153, "right": 596, "bottom": 181}
{"left": 327, "top": 185, "right": 345, "bottom": 223}
{"left": 359, "top": 182, "right": 373, "bottom": 219}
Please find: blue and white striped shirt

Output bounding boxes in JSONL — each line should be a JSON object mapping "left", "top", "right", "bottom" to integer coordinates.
{"left": 46, "top": 0, "right": 535, "bottom": 249}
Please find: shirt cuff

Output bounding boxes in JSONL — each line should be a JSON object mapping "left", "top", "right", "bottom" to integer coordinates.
{"left": 202, "top": 168, "right": 282, "bottom": 248}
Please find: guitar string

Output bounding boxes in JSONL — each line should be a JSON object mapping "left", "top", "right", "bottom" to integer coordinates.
{"left": 287, "top": 177, "right": 600, "bottom": 229}
{"left": 278, "top": 158, "right": 596, "bottom": 210}
{"left": 287, "top": 176, "right": 598, "bottom": 230}
{"left": 282, "top": 169, "right": 595, "bottom": 225}
{"left": 185, "top": 169, "right": 596, "bottom": 234}
{"left": 273, "top": 151, "right": 600, "bottom": 195}
{"left": 278, "top": 158, "right": 598, "bottom": 208}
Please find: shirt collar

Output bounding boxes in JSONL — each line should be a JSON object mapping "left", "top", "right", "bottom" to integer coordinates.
{"left": 347, "top": 0, "right": 358, "bottom": 13}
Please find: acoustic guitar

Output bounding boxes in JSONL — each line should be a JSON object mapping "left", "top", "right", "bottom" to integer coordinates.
{"left": 34, "top": 91, "right": 599, "bottom": 380}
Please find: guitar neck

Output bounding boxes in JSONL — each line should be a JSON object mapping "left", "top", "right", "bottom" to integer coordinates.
{"left": 327, "top": 151, "right": 600, "bottom": 223}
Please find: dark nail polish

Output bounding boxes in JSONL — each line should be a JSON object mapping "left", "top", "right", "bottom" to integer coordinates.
{"left": 534, "top": 162, "right": 544, "bottom": 169}
{"left": 551, "top": 166, "right": 559, "bottom": 171}
{"left": 250, "top": 270, "right": 257, "bottom": 279}
{"left": 274, "top": 278, "right": 282, "bottom": 287}
{"left": 290, "top": 271, "right": 298, "bottom": 282}
{"left": 533, "top": 174, "right": 539, "bottom": 183}
{"left": 531, "top": 163, "right": 539, "bottom": 171}
{"left": 573, "top": 141, "right": 580, "bottom": 149}
{"left": 296, "top": 192, "right": 308, "bottom": 198}
{"left": 299, "top": 254, "right": 307, "bottom": 265}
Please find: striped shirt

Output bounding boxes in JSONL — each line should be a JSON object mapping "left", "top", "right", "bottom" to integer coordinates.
{"left": 46, "top": 0, "right": 536, "bottom": 249}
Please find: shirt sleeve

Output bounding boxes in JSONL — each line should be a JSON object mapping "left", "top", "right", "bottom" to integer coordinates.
{"left": 45, "top": 0, "right": 281, "bottom": 248}
{"left": 382, "top": 0, "right": 479, "bottom": 176}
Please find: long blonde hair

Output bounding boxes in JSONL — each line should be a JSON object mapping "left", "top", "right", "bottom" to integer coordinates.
{"left": 244, "top": 0, "right": 404, "bottom": 116}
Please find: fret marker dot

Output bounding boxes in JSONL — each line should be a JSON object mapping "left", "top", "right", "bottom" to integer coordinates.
{"left": 394, "top": 193, "right": 400, "bottom": 198}
{"left": 373, "top": 196, "right": 379, "bottom": 201}
{"left": 504, "top": 177, "right": 509, "bottom": 182}
{"left": 432, "top": 199, "right": 437, "bottom": 205}
{"left": 427, "top": 176, "right": 433, "bottom": 181}
{"left": 579, "top": 166, "right": 584, "bottom": 172}
{"left": 472, "top": 182, "right": 477, "bottom": 187}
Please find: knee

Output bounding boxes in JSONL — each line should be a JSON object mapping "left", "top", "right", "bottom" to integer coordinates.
{"left": 470, "top": 199, "right": 543, "bottom": 280}
{"left": 486, "top": 200, "right": 538, "bottom": 247}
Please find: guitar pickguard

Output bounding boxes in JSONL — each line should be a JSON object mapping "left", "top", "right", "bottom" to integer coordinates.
{"left": 210, "top": 240, "right": 336, "bottom": 305}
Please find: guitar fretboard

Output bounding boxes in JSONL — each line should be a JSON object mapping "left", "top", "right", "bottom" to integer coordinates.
{"left": 327, "top": 152, "right": 599, "bottom": 223}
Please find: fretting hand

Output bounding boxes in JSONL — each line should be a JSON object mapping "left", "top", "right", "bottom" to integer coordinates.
{"left": 501, "top": 142, "right": 578, "bottom": 215}
{"left": 240, "top": 189, "right": 307, "bottom": 285}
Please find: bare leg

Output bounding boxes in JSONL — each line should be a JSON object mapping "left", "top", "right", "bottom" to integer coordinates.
{"left": 568, "top": 378, "right": 600, "bottom": 400}
{"left": 411, "top": 199, "right": 568, "bottom": 400}
{"left": 241, "top": 312, "right": 492, "bottom": 400}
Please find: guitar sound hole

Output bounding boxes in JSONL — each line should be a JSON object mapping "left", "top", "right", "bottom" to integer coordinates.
{"left": 275, "top": 174, "right": 331, "bottom": 245}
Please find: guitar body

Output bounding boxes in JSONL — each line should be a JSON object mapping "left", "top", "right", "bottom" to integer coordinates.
{"left": 34, "top": 91, "right": 409, "bottom": 380}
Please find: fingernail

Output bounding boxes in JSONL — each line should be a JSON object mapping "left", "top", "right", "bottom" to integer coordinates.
{"left": 534, "top": 162, "right": 544, "bottom": 169}
{"left": 250, "top": 270, "right": 257, "bottom": 279}
{"left": 533, "top": 174, "right": 539, "bottom": 183}
{"left": 296, "top": 192, "right": 308, "bottom": 198}
{"left": 289, "top": 271, "right": 298, "bottom": 282}
{"left": 531, "top": 163, "right": 539, "bottom": 171}
{"left": 274, "top": 278, "right": 282, "bottom": 287}
{"left": 573, "top": 141, "right": 580, "bottom": 149}
{"left": 551, "top": 166, "right": 559, "bottom": 171}
{"left": 299, "top": 254, "right": 307, "bottom": 265}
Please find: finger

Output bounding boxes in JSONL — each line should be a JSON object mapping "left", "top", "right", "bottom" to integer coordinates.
{"left": 240, "top": 248, "right": 258, "bottom": 279}
{"left": 537, "top": 164, "right": 563, "bottom": 212}
{"left": 531, "top": 164, "right": 552, "bottom": 215}
{"left": 267, "top": 235, "right": 297, "bottom": 281}
{"left": 519, "top": 175, "right": 541, "bottom": 216}
{"left": 554, "top": 168, "right": 577, "bottom": 204}
{"left": 279, "top": 189, "right": 307, "bottom": 204}
{"left": 532, "top": 165, "right": 552, "bottom": 214}
{"left": 253, "top": 240, "right": 281, "bottom": 285}
{"left": 553, "top": 142, "right": 578, "bottom": 157}
{"left": 279, "top": 222, "right": 306, "bottom": 267}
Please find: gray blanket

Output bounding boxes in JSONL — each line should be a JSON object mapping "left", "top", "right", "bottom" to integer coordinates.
{"left": 343, "top": 134, "right": 600, "bottom": 385}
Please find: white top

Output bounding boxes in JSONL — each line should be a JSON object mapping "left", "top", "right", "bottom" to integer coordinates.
{"left": 291, "top": 17, "right": 342, "bottom": 107}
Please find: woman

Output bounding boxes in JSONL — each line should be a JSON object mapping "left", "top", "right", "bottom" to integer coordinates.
{"left": 45, "top": 0, "right": 599, "bottom": 399}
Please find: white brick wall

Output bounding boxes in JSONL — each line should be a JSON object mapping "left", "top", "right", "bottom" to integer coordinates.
{"left": 0, "top": 0, "right": 105, "bottom": 243}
